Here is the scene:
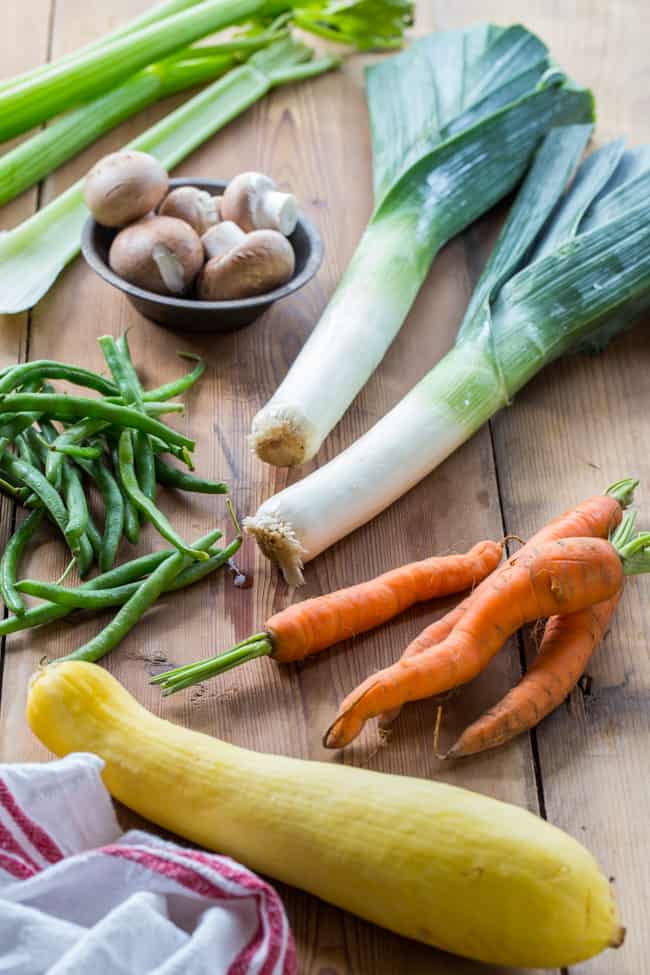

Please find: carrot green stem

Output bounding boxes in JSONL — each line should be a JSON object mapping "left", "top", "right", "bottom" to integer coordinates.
{"left": 151, "top": 631, "right": 271, "bottom": 692}
{"left": 605, "top": 478, "right": 638, "bottom": 508}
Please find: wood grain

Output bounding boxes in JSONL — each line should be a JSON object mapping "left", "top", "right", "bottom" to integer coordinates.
{"left": 0, "top": 1, "right": 647, "bottom": 972}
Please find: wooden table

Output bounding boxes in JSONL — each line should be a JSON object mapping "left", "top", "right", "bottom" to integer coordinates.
{"left": 1, "top": 2, "right": 648, "bottom": 972}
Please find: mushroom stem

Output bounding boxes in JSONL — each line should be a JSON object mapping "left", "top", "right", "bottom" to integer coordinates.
{"left": 257, "top": 190, "right": 298, "bottom": 236}
{"left": 152, "top": 243, "right": 187, "bottom": 294}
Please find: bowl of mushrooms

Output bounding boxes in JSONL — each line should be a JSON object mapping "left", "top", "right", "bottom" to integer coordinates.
{"left": 80, "top": 151, "right": 323, "bottom": 333}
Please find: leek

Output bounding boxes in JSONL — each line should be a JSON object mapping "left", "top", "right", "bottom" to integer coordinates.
{"left": 0, "top": 27, "right": 288, "bottom": 207}
{"left": 246, "top": 128, "right": 650, "bottom": 584}
{"left": 0, "top": 0, "right": 205, "bottom": 94}
{"left": 0, "top": 40, "right": 337, "bottom": 315}
{"left": 249, "top": 24, "right": 594, "bottom": 467}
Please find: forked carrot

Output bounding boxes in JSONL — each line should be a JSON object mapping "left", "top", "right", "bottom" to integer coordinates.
{"left": 445, "top": 591, "right": 622, "bottom": 758}
{"left": 377, "top": 481, "right": 635, "bottom": 728}
{"left": 324, "top": 536, "right": 627, "bottom": 749}
{"left": 153, "top": 539, "right": 504, "bottom": 694}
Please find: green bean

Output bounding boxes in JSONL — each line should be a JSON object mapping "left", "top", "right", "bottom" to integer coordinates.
{"left": 62, "top": 461, "right": 88, "bottom": 552}
{"left": 15, "top": 433, "right": 41, "bottom": 469}
{"left": 59, "top": 528, "right": 221, "bottom": 664}
{"left": 110, "top": 445, "right": 140, "bottom": 544}
{"left": 1, "top": 454, "right": 71, "bottom": 548}
{"left": 144, "top": 354, "right": 205, "bottom": 402}
{"left": 76, "top": 532, "right": 94, "bottom": 579}
{"left": 0, "top": 395, "right": 195, "bottom": 450}
{"left": 17, "top": 537, "right": 232, "bottom": 610}
{"left": 154, "top": 457, "right": 228, "bottom": 494}
{"left": 46, "top": 417, "right": 107, "bottom": 486}
{"left": 0, "top": 549, "right": 177, "bottom": 636}
{"left": 85, "top": 511, "right": 103, "bottom": 562}
{"left": 78, "top": 457, "right": 124, "bottom": 571}
{"left": 0, "top": 362, "right": 117, "bottom": 396}
{"left": 48, "top": 442, "right": 103, "bottom": 460}
{"left": 24, "top": 429, "right": 51, "bottom": 466}
{"left": 103, "top": 398, "right": 185, "bottom": 415}
{"left": 118, "top": 430, "right": 206, "bottom": 561}
{"left": 141, "top": 435, "right": 194, "bottom": 469}
{"left": 0, "top": 413, "right": 42, "bottom": 440}
{"left": 0, "top": 508, "right": 44, "bottom": 615}
{"left": 100, "top": 338, "right": 157, "bottom": 506}
{"left": 99, "top": 336, "right": 142, "bottom": 405}
{"left": 0, "top": 437, "right": 9, "bottom": 464}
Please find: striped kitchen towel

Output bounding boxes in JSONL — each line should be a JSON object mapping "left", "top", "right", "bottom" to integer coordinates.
{"left": 0, "top": 752, "right": 295, "bottom": 974}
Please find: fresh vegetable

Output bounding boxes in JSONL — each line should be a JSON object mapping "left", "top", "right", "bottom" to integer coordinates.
{"left": 221, "top": 171, "right": 298, "bottom": 235}
{"left": 84, "top": 151, "right": 169, "bottom": 227}
{"left": 202, "top": 221, "right": 245, "bottom": 259}
{"left": 159, "top": 185, "right": 222, "bottom": 234}
{"left": 0, "top": 509, "right": 44, "bottom": 616}
{"left": 28, "top": 660, "right": 624, "bottom": 968}
{"left": 447, "top": 594, "right": 622, "bottom": 759}
{"left": 324, "top": 530, "right": 650, "bottom": 749}
{"left": 249, "top": 25, "right": 594, "bottom": 470}
{"left": 153, "top": 539, "right": 503, "bottom": 694}
{"left": 197, "top": 229, "right": 295, "bottom": 299}
{"left": 109, "top": 216, "right": 204, "bottom": 296}
{"left": 58, "top": 529, "right": 220, "bottom": 665}
{"left": 0, "top": 541, "right": 239, "bottom": 637}
{"left": 443, "top": 508, "right": 642, "bottom": 757}
{"left": 246, "top": 126, "right": 650, "bottom": 585}
{"left": 0, "top": 39, "right": 338, "bottom": 315}
{"left": 0, "top": 0, "right": 207, "bottom": 94}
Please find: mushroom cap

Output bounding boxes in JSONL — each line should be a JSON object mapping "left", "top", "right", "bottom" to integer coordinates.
{"left": 220, "top": 172, "right": 275, "bottom": 233}
{"left": 84, "top": 151, "right": 169, "bottom": 228}
{"left": 201, "top": 221, "right": 246, "bottom": 261}
{"left": 158, "top": 186, "right": 221, "bottom": 235}
{"left": 109, "top": 215, "right": 204, "bottom": 296}
{"left": 197, "top": 229, "right": 295, "bottom": 301}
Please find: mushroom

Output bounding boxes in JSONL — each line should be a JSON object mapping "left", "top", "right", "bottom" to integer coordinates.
{"left": 158, "top": 186, "right": 221, "bottom": 235}
{"left": 197, "top": 229, "right": 295, "bottom": 301}
{"left": 201, "top": 221, "right": 245, "bottom": 261}
{"left": 109, "top": 216, "right": 204, "bottom": 296}
{"left": 84, "top": 151, "right": 168, "bottom": 228}
{"left": 221, "top": 172, "right": 298, "bottom": 237}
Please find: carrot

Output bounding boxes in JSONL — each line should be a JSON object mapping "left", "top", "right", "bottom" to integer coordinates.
{"left": 153, "top": 539, "right": 504, "bottom": 694}
{"left": 377, "top": 484, "right": 633, "bottom": 728}
{"left": 444, "top": 590, "right": 622, "bottom": 758}
{"left": 323, "top": 536, "right": 625, "bottom": 749}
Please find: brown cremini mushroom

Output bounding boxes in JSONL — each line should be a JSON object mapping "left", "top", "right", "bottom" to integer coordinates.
{"left": 221, "top": 172, "right": 298, "bottom": 236}
{"left": 201, "top": 221, "right": 246, "bottom": 261}
{"left": 158, "top": 186, "right": 221, "bottom": 235}
{"left": 84, "top": 151, "right": 168, "bottom": 228}
{"left": 109, "top": 216, "right": 203, "bottom": 296}
{"left": 197, "top": 229, "right": 295, "bottom": 301}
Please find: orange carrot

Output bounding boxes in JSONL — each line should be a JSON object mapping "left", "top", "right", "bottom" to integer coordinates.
{"left": 377, "top": 487, "right": 629, "bottom": 727}
{"left": 153, "top": 540, "right": 504, "bottom": 694}
{"left": 266, "top": 540, "right": 502, "bottom": 663}
{"left": 445, "top": 590, "right": 622, "bottom": 758}
{"left": 323, "top": 537, "right": 624, "bottom": 749}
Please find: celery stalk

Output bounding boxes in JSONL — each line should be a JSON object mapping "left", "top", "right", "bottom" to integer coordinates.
{"left": 0, "top": 0, "right": 264, "bottom": 142}
{"left": 0, "top": 28, "right": 288, "bottom": 207}
{"left": 0, "top": 40, "right": 337, "bottom": 315}
{"left": 0, "top": 0, "right": 205, "bottom": 94}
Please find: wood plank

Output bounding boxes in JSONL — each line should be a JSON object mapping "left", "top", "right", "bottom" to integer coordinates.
{"left": 3, "top": 0, "right": 645, "bottom": 972}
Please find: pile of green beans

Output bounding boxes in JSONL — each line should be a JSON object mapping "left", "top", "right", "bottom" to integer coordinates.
{"left": 0, "top": 336, "right": 235, "bottom": 666}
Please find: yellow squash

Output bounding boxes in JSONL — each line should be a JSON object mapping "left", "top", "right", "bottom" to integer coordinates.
{"left": 27, "top": 661, "right": 623, "bottom": 968}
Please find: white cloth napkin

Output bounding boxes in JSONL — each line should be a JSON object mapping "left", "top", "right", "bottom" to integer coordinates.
{"left": 0, "top": 753, "right": 295, "bottom": 974}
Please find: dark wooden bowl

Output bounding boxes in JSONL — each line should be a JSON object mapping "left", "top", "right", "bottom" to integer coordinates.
{"left": 81, "top": 178, "right": 324, "bottom": 334}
